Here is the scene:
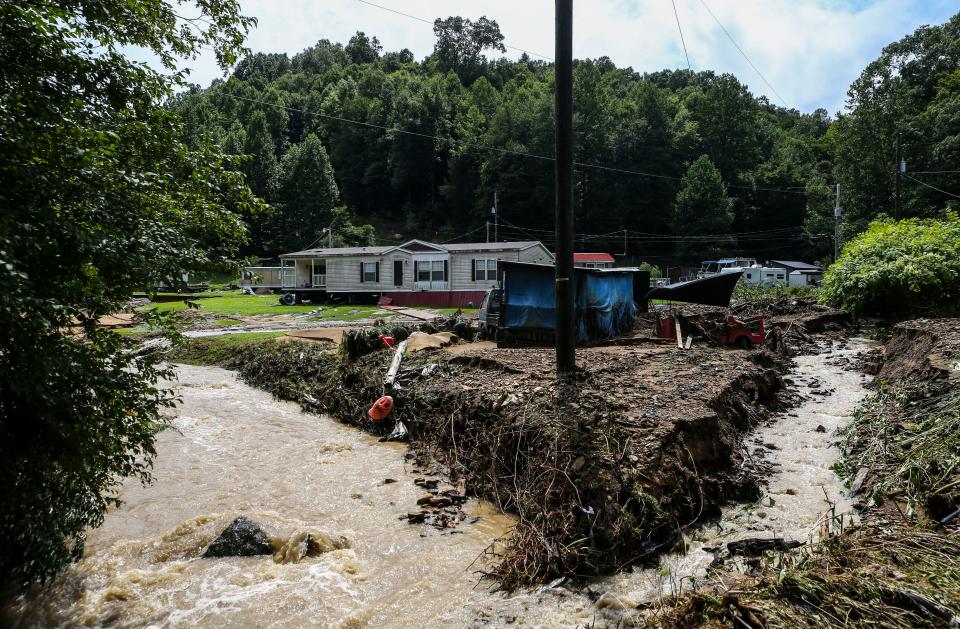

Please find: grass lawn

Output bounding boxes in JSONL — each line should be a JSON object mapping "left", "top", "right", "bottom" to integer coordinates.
{"left": 145, "top": 294, "right": 320, "bottom": 316}
{"left": 141, "top": 293, "right": 479, "bottom": 320}
{"left": 168, "top": 331, "right": 288, "bottom": 365}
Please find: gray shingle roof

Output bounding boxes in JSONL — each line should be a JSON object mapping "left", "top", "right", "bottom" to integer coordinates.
{"left": 280, "top": 240, "right": 546, "bottom": 258}
{"left": 281, "top": 245, "right": 393, "bottom": 257}
{"left": 443, "top": 241, "right": 542, "bottom": 252}
{"left": 769, "top": 260, "right": 823, "bottom": 271}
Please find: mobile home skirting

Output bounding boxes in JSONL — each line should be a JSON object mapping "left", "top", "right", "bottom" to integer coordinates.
{"left": 381, "top": 290, "right": 487, "bottom": 308}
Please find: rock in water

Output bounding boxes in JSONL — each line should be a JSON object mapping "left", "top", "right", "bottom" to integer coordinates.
{"left": 203, "top": 516, "right": 273, "bottom": 558}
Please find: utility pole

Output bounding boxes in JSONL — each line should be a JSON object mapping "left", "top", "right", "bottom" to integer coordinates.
{"left": 833, "top": 183, "right": 841, "bottom": 262}
{"left": 554, "top": 0, "right": 575, "bottom": 374}
{"left": 486, "top": 220, "right": 490, "bottom": 243}
{"left": 894, "top": 133, "right": 902, "bottom": 220}
{"left": 622, "top": 228, "right": 627, "bottom": 257}
{"left": 493, "top": 188, "right": 498, "bottom": 242}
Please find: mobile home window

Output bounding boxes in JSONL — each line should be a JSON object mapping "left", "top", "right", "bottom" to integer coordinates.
{"left": 362, "top": 262, "right": 377, "bottom": 283}
{"left": 431, "top": 260, "right": 445, "bottom": 281}
{"left": 416, "top": 262, "right": 431, "bottom": 282}
{"left": 474, "top": 258, "right": 497, "bottom": 281}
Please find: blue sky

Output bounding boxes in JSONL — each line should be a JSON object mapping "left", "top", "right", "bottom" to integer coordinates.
{"left": 154, "top": 0, "right": 958, "bottom": 114}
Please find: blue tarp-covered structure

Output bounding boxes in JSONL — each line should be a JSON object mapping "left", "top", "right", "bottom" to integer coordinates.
{"left": 500, "top": 262, "right": 636, "bottom": 343}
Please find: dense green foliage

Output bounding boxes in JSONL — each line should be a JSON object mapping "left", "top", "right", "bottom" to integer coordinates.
{"left": 0, "top": 1, "right": 261, "bottom": 586}
{"left": 672, "top": 155, "right": 734, "bottom": 258}
{"left": 173, "top": 11, "right": 960, "bottom": 266}
{"left": 821, "top": 213, "right": 960, "bottom": 317}
{"left": 174, "top": 28, "right": 838, "bottom": 263}
{"left": 832, "top": 14, "right": 960, "bottom": 232}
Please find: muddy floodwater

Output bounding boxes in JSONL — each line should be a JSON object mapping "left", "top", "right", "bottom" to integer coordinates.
{"left": 11, "top": 337, "right": 874, "bottom": 627}
{"left": 11, "top": 365, "right": 516, "bottom": 628}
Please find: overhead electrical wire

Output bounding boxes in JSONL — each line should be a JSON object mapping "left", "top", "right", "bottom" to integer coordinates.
{"left": 354, "top": 0, "right": 553, "bottom": 60}
{"left": 671, "top": 0, "right": 692, "bottom": 71}
{"left": 904, "top": 174, "right": 960, "bottom": 200}
{"left": 219, "top": 92, "right": 806, "bottom": 196}
{"left": 697, "top": 0, "right": 789, "bottom": 108}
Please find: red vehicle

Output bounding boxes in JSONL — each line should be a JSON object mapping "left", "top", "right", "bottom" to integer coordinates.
{"left": 656, "top": 313, "right": 765, "bottom": 348}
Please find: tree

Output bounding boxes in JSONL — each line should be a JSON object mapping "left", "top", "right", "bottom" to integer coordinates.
{"left": 432, "top": 15, "right": 505, "bottom": 83}
{"left": 243, "top": 110, "right": 279, "bottom": 197}
{"left": 672, "top": 156, "right": 734, "bottom": 260}
{"left": 832, "top": 13, "right": 960, "bottom": 230}
{"left": 0, "top": 1, "right": 262, "bottom": 587}
{"left": 346, "top": 31, "right": 382, "bottom": 65}
{"left": 274, "top": 133, "right": 341, "bottom": 251}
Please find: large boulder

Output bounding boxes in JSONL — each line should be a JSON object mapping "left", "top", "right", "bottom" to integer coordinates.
{"left": 203, "top": 516, "right": 273, "bottom": 558}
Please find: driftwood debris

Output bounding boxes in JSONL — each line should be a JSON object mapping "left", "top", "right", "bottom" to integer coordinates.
{"left": 384, "top": 339, "right": 408, "bottom": 387}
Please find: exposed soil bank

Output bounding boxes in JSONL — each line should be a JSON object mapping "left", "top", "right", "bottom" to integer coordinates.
{"left": 183, "top": 333, "right": 788, "bottom": 587}
{"left": 659, "top": 318, "right": 960, "bottom": 628}
{"left": 877, "top": 318, "right": 960, "bottom": 385}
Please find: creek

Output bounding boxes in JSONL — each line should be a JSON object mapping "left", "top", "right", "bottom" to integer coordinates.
{"left": 11, "top": 336, "right": 874, "bottom": 627}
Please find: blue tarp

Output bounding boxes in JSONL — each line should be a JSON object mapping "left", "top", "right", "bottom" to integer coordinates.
{"left": 501, "top": 263, "right": 636, "bottom": 342}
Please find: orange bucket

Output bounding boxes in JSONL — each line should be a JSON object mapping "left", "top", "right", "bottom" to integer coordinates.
{"left": 368, "top": 395, "right": 394, "bottom": 421}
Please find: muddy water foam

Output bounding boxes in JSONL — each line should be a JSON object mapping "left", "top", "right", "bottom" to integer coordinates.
{"left": 11, "top": 364, "right": 514, "bottom": 628}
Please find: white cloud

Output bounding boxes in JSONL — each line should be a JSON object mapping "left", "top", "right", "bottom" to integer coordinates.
{"left": 169, "top": 0, "right": 957, "bottom": 114}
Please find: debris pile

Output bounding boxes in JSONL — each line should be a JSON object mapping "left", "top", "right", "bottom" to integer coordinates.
{"left": 402, "top": 474, "right": 469, "bottom": 530}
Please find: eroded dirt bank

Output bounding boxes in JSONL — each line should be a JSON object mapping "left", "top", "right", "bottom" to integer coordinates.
{"left": 657, "top": 318, "right": 960, "bottom": 628}
{"left": 202, "top": 334, "right": 790, "bottom": 588}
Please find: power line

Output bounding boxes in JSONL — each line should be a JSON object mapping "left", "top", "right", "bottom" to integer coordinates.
{"left": 354, "top": 0, "right": 553, "bottom": 61}
{"left": 697, "top": 0, "right": 789, "bottom": 108}
{"left": 218, "top": 91, "right": 805, "bottom": 196}
{"left": 905, "top": 174, "right": 960, "bottom": 200}
{"left": 910, "top": 170, "right": 960, "bottom": 175}
{"left": 671, "top": 0, "right": 692, "bottom": 71}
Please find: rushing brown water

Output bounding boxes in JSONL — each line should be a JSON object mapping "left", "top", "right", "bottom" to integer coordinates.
{"left": 11, "top": 337, "right": 874, "bottom": 628}
{"left": 11, "top": 364, "right": 515, "bottom": 628}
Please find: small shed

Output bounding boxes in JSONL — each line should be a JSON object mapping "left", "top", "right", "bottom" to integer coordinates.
{"left": 574, "top": 252, "right": 615, "bottom": 269}
{"left": 499, "top": 262, "right": 637, "bottom": 343}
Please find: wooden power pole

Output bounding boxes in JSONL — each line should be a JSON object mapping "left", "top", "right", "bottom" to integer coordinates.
{"left": 894, "top": 133, "right": 902, "bottom": 220}
{"left": 554, "top": 0, "right": 575, "bottom": 373}
{"left": 833, "top": 183, "right": 841, "bottom": 262}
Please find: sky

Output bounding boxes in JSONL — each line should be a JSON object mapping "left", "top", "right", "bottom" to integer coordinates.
{"left": 159, "top": 0, "right": 958, "bottom": 114}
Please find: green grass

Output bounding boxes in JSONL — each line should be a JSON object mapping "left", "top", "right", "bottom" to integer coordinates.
{"left": 431, "top": 307, "right": 479, "bottom": 316}
{"left": 168, "top": 331, "right": 288, "bottom": 365}
{"left": 144, "top": 294, "right": 319, "bottom": 316}
{"left": 141, "top": 293, "right": 478, "bottom": 320}
{"left": 304, "top": 305, "right": 396, "bottom": 322}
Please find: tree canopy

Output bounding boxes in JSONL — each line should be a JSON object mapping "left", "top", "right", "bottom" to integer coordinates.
{"left": 174, "top": 11, "right": 960, "bottom": 267}
{"left": 0, "top": 1, "right": 261, "bottom": 586}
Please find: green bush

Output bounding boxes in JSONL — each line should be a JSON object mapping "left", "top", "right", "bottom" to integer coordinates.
{"left": 821, "top": 213, "right": 960, "bottom": 317}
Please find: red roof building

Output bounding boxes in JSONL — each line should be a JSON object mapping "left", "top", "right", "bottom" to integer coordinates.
{"left": 574, "top": 252, "right": 615, "bottom": 268}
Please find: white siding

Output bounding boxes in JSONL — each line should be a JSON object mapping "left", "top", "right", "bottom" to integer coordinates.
{"left": 450, "top": 251, "right": 521, "bottom": 290}
{"left": 518, "top": 243, "right": 554, "bottom": 264}
{"left": 325, "top": 252, "right": 413, "bottom": 292}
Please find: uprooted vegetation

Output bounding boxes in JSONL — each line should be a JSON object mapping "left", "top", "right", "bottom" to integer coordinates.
{"left": 658, "top": 318, "right": 960, "bottom": 627}
{"left": 172, "top": 333, "right": 786, "bottom": 588}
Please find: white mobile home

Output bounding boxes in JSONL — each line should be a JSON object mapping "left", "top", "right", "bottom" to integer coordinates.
{"left": 267, "top": 239, "right": 554, "bottom": 307}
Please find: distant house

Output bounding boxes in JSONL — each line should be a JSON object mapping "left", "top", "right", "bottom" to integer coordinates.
{"left": 256, "top": 239, "right": 554, "bottom": 307}
{"left": 768, "top": 260, "right": 825, "bottom": 288}
{"left": 574, "top": 252, "right": 615, "bottom": 269}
